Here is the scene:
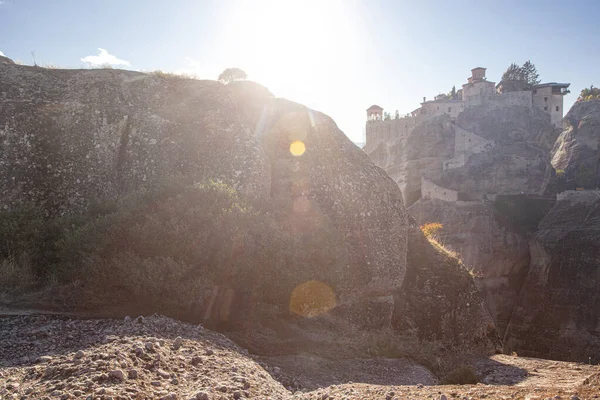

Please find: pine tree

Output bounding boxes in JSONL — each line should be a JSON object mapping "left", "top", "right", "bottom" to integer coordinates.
{"left": 500, "top": 61, "right": 541, "bottom": 92}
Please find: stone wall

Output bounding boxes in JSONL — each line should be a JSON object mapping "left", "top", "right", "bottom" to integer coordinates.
{"left": 454, "top": 124, "right": 494, "bottom": 154}
{"left": 365, "top": 116, "right": 416, "bottom": 153}
{"left": 420, "top": 100, "right": 465, "bottom": 119}
{"left": 421, "top": 176, "right": 458, "bottom": 202}
{"left": 485, "top": 91, "right": 532, "bottom": 109}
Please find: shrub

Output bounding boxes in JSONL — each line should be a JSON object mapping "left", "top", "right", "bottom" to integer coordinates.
{"left": 150, "top": 70, "right": 194, "bottom": 80}
{"left": 440, "top": 365, "right": 480, "bottom": 385}
{"left": 0, "top": 255, "right": 37, "bottom": 294}
{"left": 49, "top": 179, "right": 348, "bottom": 314}
{"left": 578, "top": 86, "right": 600, "bottom": 102}
{"left": 420, "top": 222, "right": 443, "bottom": 239}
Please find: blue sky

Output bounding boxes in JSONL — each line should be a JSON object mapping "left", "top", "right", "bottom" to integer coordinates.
{"left": 1, "top": 0, "right": 599, "bottom": 143}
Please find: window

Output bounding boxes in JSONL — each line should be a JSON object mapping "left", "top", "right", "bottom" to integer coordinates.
{"left": 556, "top": 106, "right": 559, "bottom": 111}
{"left": 533, "top": 89, "right": 537, "bottom": 94}
{"left": 544, "top": 97, "right": 548, "bottom": 102}
{"left": 448, "top": 107, "right": 452, "bottom": 112}
{"left": 544, "top": 106, "right": 548, "bottom": 110}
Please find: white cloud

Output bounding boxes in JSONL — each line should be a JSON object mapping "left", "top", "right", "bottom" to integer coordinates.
{"left": 81, "top": 48, "right": 130, "bottom": 67}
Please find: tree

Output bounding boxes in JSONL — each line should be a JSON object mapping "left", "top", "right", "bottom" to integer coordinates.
{"left": 500, "top": 61, "right": 540, "bottom": 92}
{"left": 218, "top": 68, "right": 247, "bottom": 84}
{"left": 449, "top": 85, "right": 457, "bottom": 100}
{"left": 384, "top": 112, "right": 391, "bottom": 121}
{"left": 521, "top": 60, "right": 540, "bottom": 87}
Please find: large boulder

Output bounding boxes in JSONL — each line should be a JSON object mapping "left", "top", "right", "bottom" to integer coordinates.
{"left": 504, "top": 190, "right": 600, "bottom": 361}
{"left": 0, "top": 63, "right": 408, "bottom": 328}
{"left": 552, "top": 99, "right": 600, "bottom": 189}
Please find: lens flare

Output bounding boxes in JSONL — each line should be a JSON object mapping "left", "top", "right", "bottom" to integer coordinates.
{"left": 289, "top": 140, "right": 306, "bottom": 156}
{"left": 289, "top": 280, "right": 336, "bottom": 317}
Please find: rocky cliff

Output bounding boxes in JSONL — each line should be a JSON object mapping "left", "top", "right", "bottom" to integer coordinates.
{"left": 368, "top": 96, "right": 600, "bottom": 360}
{"left": 393, "top": 227, "right": 499, "bottom": 352}
{"left": 552, "top": 99, "right": 600, "bottom": 189}
{"left": 504, "top": 190, "right": 600, "bottom": 361}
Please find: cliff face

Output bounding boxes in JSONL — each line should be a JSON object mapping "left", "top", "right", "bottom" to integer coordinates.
{"left": 394, "top": 227, "right": 499, "bottom": 352}
{"left": 0, "top": 65, "right": 270, "bottom": 214}
{"left": 368, "top": 97, "right": 600, "bottom": 360}
{"left": 505, "top": 190, "right": 600, "bottom": 361}
{"left": 552, "top": 99, "right": 600, "bottom": 189}
{"left": 441, "top": 105, "right": 558, "bottom": 197}
{"left": 408, "top": 199, "right": 530, "bottom": 338}
{"left": 0, "top": 62, "right": 409, "bottom": 329}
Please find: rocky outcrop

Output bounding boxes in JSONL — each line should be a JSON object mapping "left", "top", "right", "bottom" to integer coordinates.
{"left": 440, "top": 105, "right": 559, "bottom": 197}
{"left": 0, "top": 63, "right": 407, "bottom": 329}
{"left": 504, "top": 190, "right": 600, "bottom": 361}
{"left": 408, "top": 199, "right": 531, "bottom": 338}
{"left": 0, "top": 65, "right": 270, "bottom": 214}
{"left": 0, "top": 55, "right": 15, "bottom": 64}
{"left": 393, "top": 227, "right": 499, "bottom": 351}
{"left": 552, "top": 99, "right": 600, "bottom": 189}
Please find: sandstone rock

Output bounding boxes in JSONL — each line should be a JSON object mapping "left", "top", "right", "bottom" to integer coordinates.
{"left": 74, "top": 350, "right": 84, "bottom": 359}
{"left": 408, "top": 198, "right": 532, "bottom": 338}
{"left": 552, "top": 99, "right": 600, "bottom": 189}
{"left": 195, "top": 392, "right": 210, "bottom": 400}
{"left": 0, "top": 63, "right": 408, "bottom": 329}
{"left": 173, "top": 336, "right": 183, "bottom": 350}
{"left": 393, "top": 227, "right": 499, "bottom": 351}
{"left": 108, "top": 369, "right": 124, "bottom": 381}
{"left": 504, "top": 190, "right": 600, "bottom": 361}
{"left": 0, "top": 55, "right": 14, "bottom": 64}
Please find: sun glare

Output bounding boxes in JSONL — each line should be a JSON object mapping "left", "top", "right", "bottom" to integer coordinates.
{"left": 223, "top": 0, "right": 360, "bottom": 93}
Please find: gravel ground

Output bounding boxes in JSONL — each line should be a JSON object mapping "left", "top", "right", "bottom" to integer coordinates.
{"left": 1, "top": 314, "right": 599, "bottom": 400}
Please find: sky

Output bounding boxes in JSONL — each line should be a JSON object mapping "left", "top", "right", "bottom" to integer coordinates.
{"left": 1, "top": 0, "right": 599, "bottom": 143}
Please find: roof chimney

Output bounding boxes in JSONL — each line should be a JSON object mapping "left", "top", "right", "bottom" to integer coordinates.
{"left": 423, "top": 96, "right": 426, "bottom": 103}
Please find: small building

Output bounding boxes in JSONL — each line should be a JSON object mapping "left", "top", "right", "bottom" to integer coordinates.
{"left": 532, "top": 83, "right": 570, "bottom": 127}
{"left": 366, "top": 105, "right": 384, "bottom": 122}
{"left": 462, "top": 67, "right": 496, "bottom": 106}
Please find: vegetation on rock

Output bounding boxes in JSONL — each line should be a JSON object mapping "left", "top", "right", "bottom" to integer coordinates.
{"left": 578, "top": 85, "right": 600, "bottom": 102}
{"left": 218, "top": 67, "right": 248, "bottom": 83}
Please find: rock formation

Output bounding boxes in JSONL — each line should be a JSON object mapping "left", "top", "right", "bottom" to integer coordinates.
{"left": 368, "top": 94, "right": 600, "bottom": 360}
{"left": 0, "top": 55, "right": 15, "bottom": 64}
{"left": 504, "top": 190, "right": 600, "bottom": 361}
{"left": 393, "top": 227, "right": 499, "bottom": 352}
{"left": 0, "top": 62, "right": 409, "bottom": 330}
{"left": 552, "top": 99, "right": 600, "bottom": 189}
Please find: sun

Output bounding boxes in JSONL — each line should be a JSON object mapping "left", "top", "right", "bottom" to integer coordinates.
{"left": 223, "top": 0, "right": 359, "bottom": 89}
